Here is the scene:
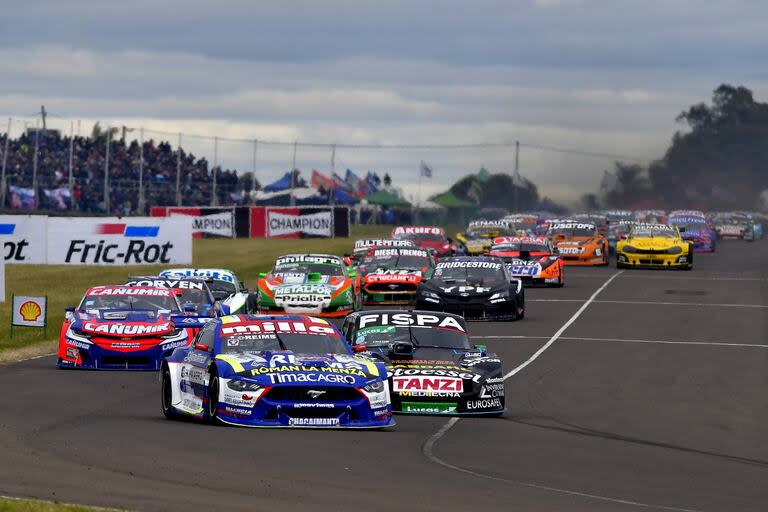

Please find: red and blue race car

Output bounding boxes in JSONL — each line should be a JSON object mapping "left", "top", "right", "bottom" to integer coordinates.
{"left": 58, "top": 286, "right": 191, "bottom": 370}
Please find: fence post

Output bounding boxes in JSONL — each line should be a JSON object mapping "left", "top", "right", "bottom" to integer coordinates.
{"left": 138, "top": 128, "right": 145, "bottom": 215}
{"left": 103, "top": 128, "right": 111, "bottom": 213}
{"left": 1, "top": 117, "right": 10, "bottom": 208}
{"left": 329, "top": 144, "right": 336, "bottom": 205}
{"left": 68, "top": 121, "right": 75, "bottom": 210}
{"left": 175, "top": 132, "right": 182, "bottom": 206}
{"left": 32, "top": 121, "right": 39, "bottom": 209}
{"left": 290, "top": 141, "right": 297, "bottom": 207}
{"left": 211, "top": 136, "right": 218, "bottom": 206}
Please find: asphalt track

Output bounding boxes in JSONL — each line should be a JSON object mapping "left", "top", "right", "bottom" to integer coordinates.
{"left": 1, "top": 241, "right": 767, "bottom": 511}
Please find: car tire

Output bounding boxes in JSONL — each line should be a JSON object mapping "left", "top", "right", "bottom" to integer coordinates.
{"left": 161, "top": 363, "right": 180, "bottom": 420}
{"left": 245, "top": 293, "right": 258, "bottom": 314}
{"left": 683, "top": 248, "right": 693, "bottom": 271}
{"left": 207, "top": 367, "right": 221, "bottom": 423}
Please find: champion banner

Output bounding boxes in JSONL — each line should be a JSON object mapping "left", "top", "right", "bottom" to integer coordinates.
{"left": 268, "top": 209, "right": 333, "bottom": 238}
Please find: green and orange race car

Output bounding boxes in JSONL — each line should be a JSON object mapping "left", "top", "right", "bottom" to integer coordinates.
{"left": 256, "top": 254, "right": 362, "bottom": 318}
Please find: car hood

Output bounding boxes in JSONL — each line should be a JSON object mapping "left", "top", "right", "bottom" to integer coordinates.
{"left": 73, "top": 310, "right": 176, "bottom": 338}
{"left": 422, "top": 279, "right": 506, "bottom": 295}
{"left": 625, "top": 237, "right": 680, "bottom": 249}
{"left": 217, "top": 352, "right": 383, "bottom": 385}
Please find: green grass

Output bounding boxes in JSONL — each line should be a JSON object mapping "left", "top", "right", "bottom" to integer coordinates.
{"left": 0, "top": 496, "right": 123, "bottom": 512}
{"left": 0, "top": 225, "right": 391, "bottom": 359}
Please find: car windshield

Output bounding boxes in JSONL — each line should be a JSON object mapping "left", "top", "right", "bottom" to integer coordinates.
{"left": 274, "top": 262, "right": 343, "bottom": 276}
{"left": 79, "top": 294, "right": 179, "bottom": 312}
{"left": 208, "top": 280, "right": 237, "bottom": 296}
{"left": 467, "top": 227, "right": 505, "bottom": 238}
{"left": 491, "top": 242, "right": 549, "bottom": 252}
{"left": 548, "top": 224, "right": 597, "bottom": 237}
{"left": 433, "top": 263, "right": 507, "bottom": 286}
{"left": 364, "top": 251, "right": 430, "bottom": 270}
{"left": 177, "top": 288, "right": 211, "bottom": 305}
{"left": 221, "top": 332, "right": 348, "bottom": 355}
{"left": 631, "top": 228, "right": 677, "bottom": 238}
{"left": 401, "top": 233, "right": 445, "bottom": 242}
{"left": 354, "top": 325, "right": 470, "bottom": 349}
{"left": 670, "top": 221, "right": 707, "bottom": 233}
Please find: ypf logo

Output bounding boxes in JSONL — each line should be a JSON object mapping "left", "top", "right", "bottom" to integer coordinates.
{"left": 19, "top": 301, "right": 42, "bottom": 322}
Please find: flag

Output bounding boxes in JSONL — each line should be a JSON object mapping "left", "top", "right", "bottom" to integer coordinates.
{"left": 311, "top": 169, "right": 336, "bottom": 191}
{"left": 332, "top": 172, "right": 354, "bottom": 192}
{"left": 345, "top": 169, "right": 367, "bottom": 197}
{"left": 43, "top": 187, "right": 72, "bottom": 210}
{"left": 9, "top": 186, "right": 36, "bottom": 209}
{"left": 420, "top": 161, "right": 433, "bottom": 178}
{"left": 365, "top": 171, "right": 380, "bottom": 195}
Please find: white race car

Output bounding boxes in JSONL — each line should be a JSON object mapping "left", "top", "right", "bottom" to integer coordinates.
{"left": 159, "top": 268, "right": 253, "bottom": 313}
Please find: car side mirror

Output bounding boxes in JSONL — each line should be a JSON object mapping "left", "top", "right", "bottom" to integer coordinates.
{"left": 65, "top": 306, "right": 75, "bottom": 312}
{"left": 221, "top": 304, "right": 231, "bottom": 315}
{"left": 348, "top": 270, "right": 357, "bottom": 277}
{"left": 193, "top": 343, "right": 210, "bottom": 352}
{"left": 446, "top": 237, "right": 453, "bottom": 244}
{"left": 258, "top": 272, "right": 267, "bottom": 278}
{"left": 343, "top": 257, "right": 353, "bottom": 266}
{"left": 240, "top": 280, "right": 248, "bottom": 291}
{"left": 352, "top": 344, "right": 367, "bottom": 353}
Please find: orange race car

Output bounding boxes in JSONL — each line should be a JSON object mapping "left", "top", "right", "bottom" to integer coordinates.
{"left": 546, "top": 220, "right": 609, "bottom": 266}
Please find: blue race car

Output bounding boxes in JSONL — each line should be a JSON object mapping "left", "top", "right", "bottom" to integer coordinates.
{"left": 160, "top": 314, "right": 394, "bottom": 428}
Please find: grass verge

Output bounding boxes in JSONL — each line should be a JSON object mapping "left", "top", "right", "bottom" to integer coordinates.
{"left": 0, "top": 496, "right": 123, "bottom": 511}
{"left": 0, "top": 225, "right": 391, "bottom": 360}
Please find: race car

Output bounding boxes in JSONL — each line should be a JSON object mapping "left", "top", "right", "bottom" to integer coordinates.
{"left": 342, "top": 311, "right": 505, "bottom": 416}
{"left": 713, "top": 213, "right": 755, "bottom": 241}
{"left": 358, "top": 247, "right": 435, "bottom": 304}
{"left": 345, "top": 239, "right": 416, "bottom": 268}
{"left": 160, "top": 314, "right": 394, "bottom": 428}
{"left": 160, "top": 268, "right": 253, "bottom": 313}
{"left": 616, "top": 223, "right": 693, "bottom": 270}
{"left": 486, "top": 236, "right": 564, "bottom": 287}
{"left": 256, "top": 254, "right": 362, "bottom": 318}
{"left": 667, "top": 214, "right": 716, "bottom": 253}
{"left": 58, "top": 286, "right": 190, "bottom": 370}
{"left": 573, "top": 213, "right": 609, "bottom": 236}
{"left": 502, "top": 214, "right": 539, "bottom": 237}
{"left": 546, "top": 221, "right": 609, "bottom": 265}
{"left": 634, "top": 209, "right": 667, "bottom": 224}
{"left": 391, "top": 226, "right": 456, "bottom": 259}
{"left": 123, "top": 276, "right": 228, "bottom": 338}
{"left": 415, "top": 256, "right": 524, "bottom": 321}
{"left": 606, "top": 220, "right": 638, "bottom": 254}
{"left": 456, "top": 220, "right": 514, "bottom": 255}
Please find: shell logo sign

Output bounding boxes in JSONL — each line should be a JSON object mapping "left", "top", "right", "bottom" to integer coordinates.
{"left": 12, "top": 295, "right": 47, "bottom": 328}
{"left": 19, "top": 301, "right": 42, "bottom": 322}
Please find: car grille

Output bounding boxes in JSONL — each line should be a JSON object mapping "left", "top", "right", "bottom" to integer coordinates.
{"left": 367, "top": 283, "right": 417, "bottom": 293}
{"left": 265, "top": 386, "right": 362, "bottom": 402}
{"left": 634, "top": 249, "right": 667, "bottom": 254}
{"left": 638, "top": 259, "right": 666, "bottom": 265}
{"left": 100, "top": 356, "right": 152, "bottom": 366}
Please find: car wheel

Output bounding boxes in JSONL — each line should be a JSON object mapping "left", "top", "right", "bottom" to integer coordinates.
{"left": 161, "top": 363, "right": 179, "bottom": 420}
{"left": 683, "top": 248, "right": 693, "bottom": 271}
{"left": 208, "top": 367, "right": 221, "bottom": 423}
{"left": 245, "top": 293, "right": 258, "bottom": 314}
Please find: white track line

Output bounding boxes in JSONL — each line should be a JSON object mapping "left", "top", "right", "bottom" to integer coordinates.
{"left": 530, "top": 299, "right": 768, "bottom": 308}
{"left": 419, "top": 271, "right": 707, "bottom": 511}
{"left": 481, "top": 336, "right": 768, "bottom": 348}
{"left": 567, "top": 274, "right": 767, "bottom": 282}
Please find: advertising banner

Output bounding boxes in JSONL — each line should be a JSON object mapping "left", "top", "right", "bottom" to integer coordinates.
{"left": 167, "top": 207, "right": 235, "bottom": 238}
{"left": 0, "top": 215, "right": 48, "bottom": 264}
{"left": 12, "top": 295, "right": 47, "bottom": 327}
{"left": 267, "top": 208, "right": 333, "bottom": 238}
{"left": 46, "top": 217, "right": 192, "bottom": 265}
{"left": 0, "top": 259, "right": 4, "bottom": 302}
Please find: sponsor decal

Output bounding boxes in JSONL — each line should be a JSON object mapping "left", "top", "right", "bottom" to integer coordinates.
{"left": 293, "top": 403, "right": 335, "bottom": 409}
{"left": 252, "top": 365, "right": 366, "bottom": 378}
{"left": 373, "top": 248, "right": 428, "bottom": 258}
{"left": 508, "top": 264, "right": 540, "bottom": 276}
{"left": 88, "top": 286, "right": 173, "bottom": 297}
{"left": 402, "top": 402, "right": 457, "bottom": 413}
{"left": 224, "top": 406, "right": 251, "bottom": 416}
{"left": 468, "top": 220, "right": 509, "bottom": 228}
{"left": 393, "top": 376, "right": 462, "bottom": 394}
{"left": 436, "top": 261, "right": 501, "bottom": 269}
{"left": 354, "top": 239, "right": 414, "bottom": 250}
{"left": 275, "top": 255, "right": 340, "bottom": 266}
{"left": 391, "top": 367, "right": 480, "bottom": 382}
{"left": 83, "top": 322, "right": 172, "bottom": 335}
{"left": 221, "top": 321, "right": 336, "bottom": 336}
{"left": 267, "top": 373, "right": 357, "bottom": 385}
{"left": 480, "top": 378, "right": 505, "bottom": 398}
{"left": 288, "top": 417, "right": 340, "bottom": 427}
{"left": 66, "top": 339, "right": 91, "bottom": 350}
{"left": 358, "top": 312, "right": 466, "bottom": 332}
{"left": 65, "top": 347, "right": 79, "bottom": 359}
{"left": 124, "top": 279, "right": 205, "bottom": 290}
{"left": 466, "top": 398, "right": 502, "bottom": 410}
{"left": 439, "top": 285, "right": 492, "bottom": 294}
{"left": 549, "top": 222, "right": 596, "bottom": 230}
{"left": 160, "top": 268, "right": 236, "bottom": 283}
{"left": 268, "top": 211, "right": 332, "bottom": 238}
{"left": 557, "top": 246, "right": 583, "bottom": 255}
{"left": 392, "top": 226, "right": 444, "bottom": 236}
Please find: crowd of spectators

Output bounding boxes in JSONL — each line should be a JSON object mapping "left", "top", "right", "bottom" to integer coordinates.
{"left": 0, "top": 128, "right": 244, "bottom": 214}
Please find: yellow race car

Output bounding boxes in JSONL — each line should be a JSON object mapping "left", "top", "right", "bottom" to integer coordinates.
{"left": 456, "top": 220, "right": 513, "bottom": 255}
{"left": 616, "top": 223, "right": 693, "bottom": 270}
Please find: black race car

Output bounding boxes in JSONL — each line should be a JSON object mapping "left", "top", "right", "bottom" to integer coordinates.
{"left": 342, "top": 310, "right": 505, "bottom": 415}
{"left": 415, "top": 256, "right": 524, "bottom": 320}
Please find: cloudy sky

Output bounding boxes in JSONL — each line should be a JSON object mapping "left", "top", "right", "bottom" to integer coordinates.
{"left": 1, "top": 0, "right": 766, "bottom": 203}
